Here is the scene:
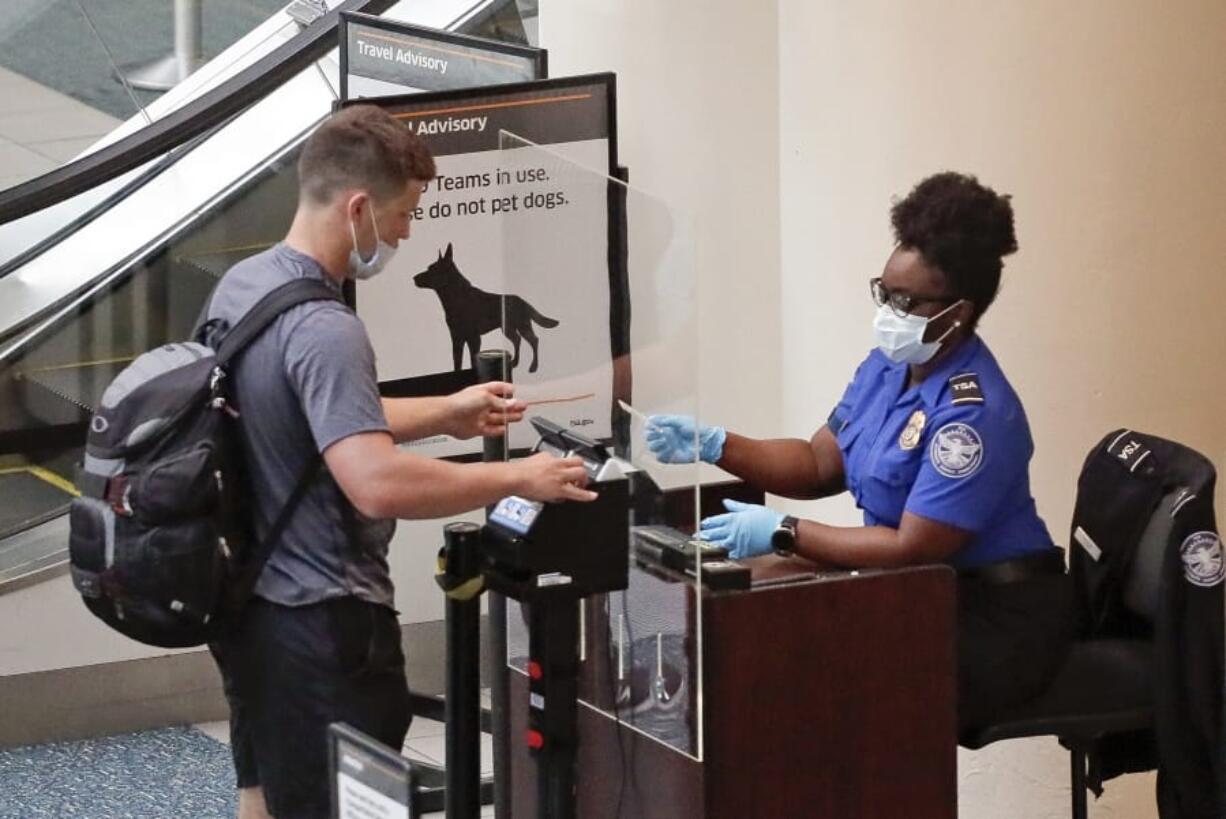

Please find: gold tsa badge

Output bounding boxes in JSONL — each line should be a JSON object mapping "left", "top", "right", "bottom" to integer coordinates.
{"left": 899, "top": 410, "right": 927, "bottom": 450}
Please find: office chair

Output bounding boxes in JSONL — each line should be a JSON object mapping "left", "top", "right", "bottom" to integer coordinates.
{"left": 960, "top": 637, "right": 1153, "bottom": 818}
{"left": 961, "top": 430, "right": 1221, "bottom": 819}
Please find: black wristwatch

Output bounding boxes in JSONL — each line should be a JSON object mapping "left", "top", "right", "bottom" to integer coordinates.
{"left": 771, "top": 515, "right": 799, "bottom": 556}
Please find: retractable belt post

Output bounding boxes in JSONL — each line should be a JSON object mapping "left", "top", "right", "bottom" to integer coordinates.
{"left": 477, "top": 349, "right": 513, "bottom": 819}
{"left": 526, "top": 588, "right": 581, "bottom": 819}
{"left": 441, "top": 521, "right": 483, "bottom": 819}
{"left": 477, "top": 407, "right": 631, "bottom": 819}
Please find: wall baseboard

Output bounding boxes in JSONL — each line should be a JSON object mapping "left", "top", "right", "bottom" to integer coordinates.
{"left": 0, "top": 618, "right": 467, "bottom": 749}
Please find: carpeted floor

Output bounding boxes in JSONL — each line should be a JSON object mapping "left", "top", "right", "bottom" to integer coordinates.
{"left": 0, "top": 726, "right": 237, "bottom": 818}
{"left": 0, "top": 0, "right": 287, "bottom": 119}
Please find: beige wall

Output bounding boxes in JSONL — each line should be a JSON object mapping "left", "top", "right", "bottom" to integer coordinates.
{"left": 540, "top": 0, "right": 783, "bottom": 438}
{"left": 779, "top": 1, "right": 1226, "bottom": 815}
{"left": 0, "top": 514, "right": 473, "bottom": 676}
{"left": 0, "top": 572, "right": 189, "bottom": 675}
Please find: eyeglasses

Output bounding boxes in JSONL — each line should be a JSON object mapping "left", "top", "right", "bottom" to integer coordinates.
{"left": 869, "top": 277, "right": 957, "bottom": 318}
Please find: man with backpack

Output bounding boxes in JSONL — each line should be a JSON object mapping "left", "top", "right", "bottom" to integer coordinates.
{"left": 204, "top": 104, "right": 596, "bottom": 819}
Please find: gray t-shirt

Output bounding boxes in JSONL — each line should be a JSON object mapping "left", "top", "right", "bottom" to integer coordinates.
{"left": 207, "top": 243, "right": 395, "bottom": 608}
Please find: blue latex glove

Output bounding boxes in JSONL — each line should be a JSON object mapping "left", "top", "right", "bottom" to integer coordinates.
{"left": 698, "top": 499, "right": 784, "bottom": 560}
{"left": 644, "top": 415, "right": 726, "bottom": 464}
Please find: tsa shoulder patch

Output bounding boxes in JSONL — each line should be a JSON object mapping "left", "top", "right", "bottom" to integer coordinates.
{"left": 1105, "top": 430, "right": 1155, "bottom": 474}
{"left": 948, "top": 372, "right": 984, "bottom": 405}
{"left": 930, "top": 422, "right": 984, "bottom": 478}
{"left": 1180, "top": 531, "right": 1224, "bottom": 587}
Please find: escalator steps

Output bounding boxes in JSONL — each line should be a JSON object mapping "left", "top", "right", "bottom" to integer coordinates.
{"left": 0, "top": 470, "right": 75, "bottom": 535}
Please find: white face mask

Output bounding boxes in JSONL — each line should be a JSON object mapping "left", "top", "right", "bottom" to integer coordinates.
{"left": 348, "top": 204, "right": 397, "bottom": 280}
{"left": 873, "top": 300, "right": 964, "bottom": 365}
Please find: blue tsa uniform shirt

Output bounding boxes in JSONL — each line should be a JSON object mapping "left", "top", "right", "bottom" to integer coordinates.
{"left": 829, "top": 335, "right": 1053, "bottom": 569}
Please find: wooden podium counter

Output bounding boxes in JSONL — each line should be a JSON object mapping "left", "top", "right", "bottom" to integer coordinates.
{"left": 507, "top": 558, "right": 957, "bottom": 819}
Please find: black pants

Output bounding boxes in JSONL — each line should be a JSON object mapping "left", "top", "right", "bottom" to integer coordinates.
{"left": 956, "top": 572, "right": 1077, "bottom": 741}
{"left": 210, "top": 596, "right": 411, "bottom": 819}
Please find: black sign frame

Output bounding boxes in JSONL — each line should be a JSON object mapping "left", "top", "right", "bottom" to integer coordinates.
{"left": 328, "top": 721, "right": 415, "bottom": 818}
{"left": 340, "top": 73, "right": 628, "bottom": 457}
{"left": 338, "top": 12, "right": 547, "bottom": 101}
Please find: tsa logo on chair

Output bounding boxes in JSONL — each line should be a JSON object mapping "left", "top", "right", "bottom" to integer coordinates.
{"left": 1180, "top": 531, "right": 1224, "bottom": 587}
{"left": 930, "top": 423, "right": 984, "bottom": 478}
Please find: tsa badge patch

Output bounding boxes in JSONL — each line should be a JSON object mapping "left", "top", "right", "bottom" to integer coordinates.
{"left": 1180, "top": 531, "right": 1224, "bottom": 587}
{"left": 930, "top": 423, "right": 984, "bottom": 478}
{"left": 899, "top": 410, "right": 926, "bottom": 451}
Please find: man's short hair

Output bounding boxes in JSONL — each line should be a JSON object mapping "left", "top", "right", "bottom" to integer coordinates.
{"left": 298, "top": 104, "right": 436, "bottom": 205}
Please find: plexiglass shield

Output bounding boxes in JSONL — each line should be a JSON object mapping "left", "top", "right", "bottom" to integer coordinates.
{"left": 495, "top": 131, "right": 706, "bottom": 760}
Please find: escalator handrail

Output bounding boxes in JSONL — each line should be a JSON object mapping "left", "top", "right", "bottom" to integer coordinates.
{"left": 0, "top": 0, "right": 395, "bottom": 228}
{"left": 0, "top": 130, "right": 212, "bottom": 281}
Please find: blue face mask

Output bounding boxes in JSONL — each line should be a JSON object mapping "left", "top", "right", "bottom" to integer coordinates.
{"left": 872, "top": 300, "right": 964, "bottom": 365}
{"left": 347, "top": 205, "right": 396, "bottom": 280}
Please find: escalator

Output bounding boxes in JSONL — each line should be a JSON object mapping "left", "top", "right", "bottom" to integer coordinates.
{"left": 0, "top": 0, "right": 539, "bottom": 591}
{"left": 0, "top": 144, "right": 293, "bottom": 590}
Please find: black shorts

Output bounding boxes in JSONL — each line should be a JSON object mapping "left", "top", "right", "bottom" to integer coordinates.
{"left": 210, "top": 596, "right": 411, "bottom": 819}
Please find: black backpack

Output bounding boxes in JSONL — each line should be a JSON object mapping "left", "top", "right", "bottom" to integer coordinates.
{"left": 68, "top": 279, "right": 341, "bottom": 648}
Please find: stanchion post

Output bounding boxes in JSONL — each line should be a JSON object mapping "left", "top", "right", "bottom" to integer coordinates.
{"left": 174, "top": 0, "right": 203, "bottom": 79}
{"left": 476, "top": 349, "right": 512, "bottom": 819}
{"left": 528, "top": 592, "right": 581, "bottom": 819}
{"left": 122, "top": 0, "right": 203, "bottom": 91}
{"left": 444, "top": 521, "right": 482, "bottom": 819}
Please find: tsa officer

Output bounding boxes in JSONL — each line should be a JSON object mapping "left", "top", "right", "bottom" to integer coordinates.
{"left": 645, "top": 172, "right": 1074, "bottom": 734}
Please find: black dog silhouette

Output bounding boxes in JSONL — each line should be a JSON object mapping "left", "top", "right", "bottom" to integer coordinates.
{"left": 414, "top": 243, "right": 559, "bottom": 373}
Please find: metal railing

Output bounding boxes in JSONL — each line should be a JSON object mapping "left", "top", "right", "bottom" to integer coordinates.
{"left": 0, "top": 0, "right": 393, "bottom": 226}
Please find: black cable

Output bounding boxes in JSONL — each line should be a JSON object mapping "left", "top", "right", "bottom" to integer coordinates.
{"left": 603, "top": 592, "right": 630, "bottom": 819}
{"left": 619, "top": 590, "right": 641, "bottom": 813}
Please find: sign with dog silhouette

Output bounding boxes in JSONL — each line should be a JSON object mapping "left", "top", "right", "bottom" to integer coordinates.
{"left": 414, "top": 242, "right": 560, "bottom": 374}
{"left": 348, "top": 75, "right": 621, "bottom": 459}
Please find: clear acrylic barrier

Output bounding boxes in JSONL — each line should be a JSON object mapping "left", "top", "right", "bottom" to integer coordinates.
{"left": 496, "top": 131, "right": 705, "bottom": 759}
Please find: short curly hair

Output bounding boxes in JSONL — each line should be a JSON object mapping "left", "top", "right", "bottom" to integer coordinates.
{"left": 890, "top": 172, "right": 1017, "bottom": 323}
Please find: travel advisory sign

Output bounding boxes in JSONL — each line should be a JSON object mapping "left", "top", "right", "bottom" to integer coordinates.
{"left": 350, "top": 75, "right": 618, "bottom": 459}
{"left": 340, "top": 13, "right": 543, "bottom": 99}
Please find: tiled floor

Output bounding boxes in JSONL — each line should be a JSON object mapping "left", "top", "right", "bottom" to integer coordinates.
{"left": 196, "top": 716, "right": 496, "bottom": 818}
{"left": 0, "top": 65, "right": 118, "bottom": 190}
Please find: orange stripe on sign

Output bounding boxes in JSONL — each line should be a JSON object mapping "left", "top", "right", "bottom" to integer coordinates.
{"left": 392, "top": 93, "right": 594, "bottom": 121}
{"left": 355, "top": 31, "right": 527, "bottom": 70}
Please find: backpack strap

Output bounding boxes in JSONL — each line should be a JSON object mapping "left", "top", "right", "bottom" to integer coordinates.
{"left": 209, "top": 277, "right": 343, "bottom": 613}
{"left": 190, "top": 287, "right": 217, "bottom": 343}
{"left": 228, "top": 453, "right": 323, "bottom": 612}
{"left": 214, "top": 278, "right": 343, "bottom": 365}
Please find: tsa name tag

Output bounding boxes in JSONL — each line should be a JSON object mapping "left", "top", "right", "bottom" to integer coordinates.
{"left": 1180, "top": 531, "right": 1224, "bottom": 587}
{"left": 1106, "top": 430, "right": 1154, "bottom": 475}
{"left": 948, "top": 373, "right": 984, "bottom": 405}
